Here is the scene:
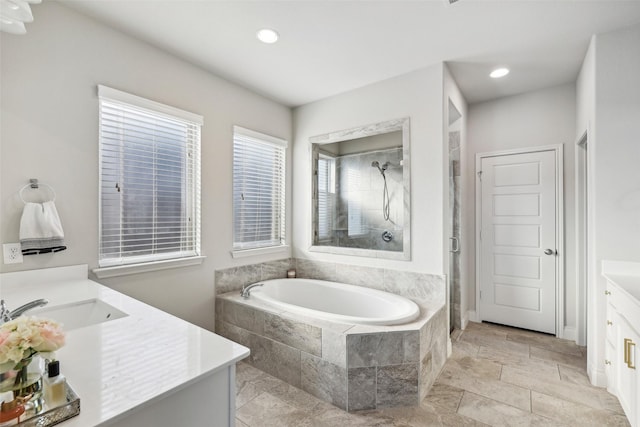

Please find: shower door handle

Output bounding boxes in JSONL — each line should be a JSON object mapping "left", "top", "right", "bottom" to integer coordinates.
{"left": 450, "top": 237, "right": 460, "bottom": 253}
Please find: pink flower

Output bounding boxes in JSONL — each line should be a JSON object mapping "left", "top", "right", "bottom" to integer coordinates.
{"left": 32, "top": 320, "right": 65, "bottom": 352}
{"left": 0, "top": 330, "right": 9, "bottom": 347}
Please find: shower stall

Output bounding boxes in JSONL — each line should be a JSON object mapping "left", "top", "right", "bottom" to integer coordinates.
{"left": 317, "top": 146, "right": 404, "bottom": 252}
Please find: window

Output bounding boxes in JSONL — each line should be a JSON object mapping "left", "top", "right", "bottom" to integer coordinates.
{"left": 317, "top": 154, "right": 335, "bottom": 240}
{"left": 233, "top": 126, "right": 286, "bottom": 253}
{"left": 346, "top": 166, "right": 365, "bottom": 236}
{"left": 97, "top": 85, "right": 202, "bottom": 268}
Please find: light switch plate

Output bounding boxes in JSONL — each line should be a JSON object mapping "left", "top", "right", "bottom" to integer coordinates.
{"left": 3, "top": 243, "right": 23, "bottom": 264}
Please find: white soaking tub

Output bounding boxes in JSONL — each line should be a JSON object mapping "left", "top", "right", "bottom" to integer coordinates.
{"left": 247, "top": 278, "right": 420, "bottom": 325}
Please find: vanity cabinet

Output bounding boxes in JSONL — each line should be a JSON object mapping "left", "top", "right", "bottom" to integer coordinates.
{"left": 0, "top": 265, "right": 249, "bottom": 427}
{"left": 604, "top": 277, "right": 640, "bottom": 427}
{"left": 616, "top": 314, "right": 639, "bottom": 425}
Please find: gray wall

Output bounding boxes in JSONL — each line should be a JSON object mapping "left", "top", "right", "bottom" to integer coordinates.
{"left": 0, "top": 2, "right": 292, "bottom": 331}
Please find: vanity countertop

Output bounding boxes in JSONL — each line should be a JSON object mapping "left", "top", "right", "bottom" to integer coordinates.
{"left": 0, "top": 265, "right": 249, "bottom": 427}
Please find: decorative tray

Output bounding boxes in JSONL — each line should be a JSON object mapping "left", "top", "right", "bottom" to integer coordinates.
{"left": 18, "top": 382, "right": 80, "bottom": 427}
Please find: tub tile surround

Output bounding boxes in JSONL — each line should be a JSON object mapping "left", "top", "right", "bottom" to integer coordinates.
{"left": 265, "top": 313, "right": 323, "bottom": 356}
{"left": 214, "top": 258, "right": 446, "bottom": 302}
{"left": 216, "top": 291, "right": 447, "bottom": 411}
{"left": 215, "top": 258, "right": 447, "bottom": 411}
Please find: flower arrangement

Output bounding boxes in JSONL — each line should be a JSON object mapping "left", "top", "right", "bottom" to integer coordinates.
{"left": 0, "top": 316, "right": 65, "bottom": 374}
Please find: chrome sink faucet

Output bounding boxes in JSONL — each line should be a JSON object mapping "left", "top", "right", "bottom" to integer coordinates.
{"left": 240, "top": 283, "right": 263, "bottom": 299}
{"left": 0, "top": 298, "right": 49, "bottom": 323}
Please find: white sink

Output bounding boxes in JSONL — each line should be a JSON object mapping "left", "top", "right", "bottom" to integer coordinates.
{"left": 30, "top": 299, "right": 128, "bottom": 331}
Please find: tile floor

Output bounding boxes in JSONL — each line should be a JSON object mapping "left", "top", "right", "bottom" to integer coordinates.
{"left": 235, "top": 321, "right": 630, "bottom": 426}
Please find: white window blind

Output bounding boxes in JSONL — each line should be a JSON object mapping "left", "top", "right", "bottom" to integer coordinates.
{"left": 346, "top": 167, "right": 365, "bottom": 236}
{"left": 233, "top": 126, "right": 286, "bottom": 251}
{"left": 317, "top": 154, "right": 335, "bottom": 240}
{"left": 98, "top": 85, "right": 202, "bottom": 267}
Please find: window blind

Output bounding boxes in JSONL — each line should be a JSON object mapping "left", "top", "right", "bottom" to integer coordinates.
{"left": 317, "top": 155, "right": 335, "bottom": 240}
{"left": 98, "top": 85, "right": 202, "bottom": 267}
{"left": 233, "top": 126, "right": 286, "bottom": 251}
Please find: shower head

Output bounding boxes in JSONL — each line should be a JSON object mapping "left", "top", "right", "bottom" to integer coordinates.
{"left": 371, "top": 160, "right": 390, "bottom": 174}
{"left": 371, "top": 160, "right": 382, "bottom": 174}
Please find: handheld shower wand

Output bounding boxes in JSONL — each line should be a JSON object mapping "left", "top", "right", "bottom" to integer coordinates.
{"left": 371, "top": 160, "right": 391, "bottom": 221}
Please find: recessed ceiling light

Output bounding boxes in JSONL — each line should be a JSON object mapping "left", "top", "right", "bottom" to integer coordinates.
{"left": 490, "top": 68, "right": 510, "bottom": 78}
{"left": 256, "top": 28, "right": 279, "bottom": 44}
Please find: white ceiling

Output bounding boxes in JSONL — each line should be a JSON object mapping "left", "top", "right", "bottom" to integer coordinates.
{"left": 55, "top": 0, "right": 640, "bottom": 107}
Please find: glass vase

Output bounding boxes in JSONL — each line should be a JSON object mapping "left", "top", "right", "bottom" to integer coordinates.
{"left": 0, "top": 354, "right": 44, "bottom": 406}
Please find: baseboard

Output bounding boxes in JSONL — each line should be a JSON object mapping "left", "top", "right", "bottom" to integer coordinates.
{"left": 461, "top": 311, "right": 469, "bottom": 329}
{"left": 563, "top": 326, "right": 577, "bottom": 342}
{"left": 447, "top": 337, "right": 453, "bottom": 357}
{"left": 588, "top": 362, "right": 607, "bottom": 388}
{"left": 466, "top": 310, "right": 479, "bottom": 324}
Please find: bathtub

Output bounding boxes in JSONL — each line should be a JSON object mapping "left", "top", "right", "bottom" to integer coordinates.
{"left": 216, "top": 279, "right": 447, "bottom": 411}
{"left": 247, "top": 278, "right": 420, "bottom": 326}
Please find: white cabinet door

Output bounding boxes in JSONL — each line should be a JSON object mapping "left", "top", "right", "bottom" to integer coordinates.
{"left": 606, "top": 340, "right": 616, "bottom": 393}
{"left": 616, "top": 315, "right": 638, "bottom": 426}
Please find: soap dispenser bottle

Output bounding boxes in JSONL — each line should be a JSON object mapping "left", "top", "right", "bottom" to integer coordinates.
{"left": 44, "top": 360, "right": 66, "bottom": 407}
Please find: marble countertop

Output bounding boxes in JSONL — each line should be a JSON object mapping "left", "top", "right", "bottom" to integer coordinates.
{"left": 0, "top": 265, "right": 249, "bottom": 427}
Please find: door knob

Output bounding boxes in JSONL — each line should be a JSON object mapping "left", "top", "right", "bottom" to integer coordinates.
{"left": 544, "top": 249, "right": 555, "bottom": 255}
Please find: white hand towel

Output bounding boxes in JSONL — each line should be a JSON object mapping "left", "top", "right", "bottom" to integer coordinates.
{"left": 19, "top": 201, "right": 67, "bottom": 255}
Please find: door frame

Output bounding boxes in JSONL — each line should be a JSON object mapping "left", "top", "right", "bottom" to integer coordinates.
{"left": 475, "top": 144, "right": 564, "bottom": 337}
{"left": 575, "top": 131, "right": 588, "bottom": 346}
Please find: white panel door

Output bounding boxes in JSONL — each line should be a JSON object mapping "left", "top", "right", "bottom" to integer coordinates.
{"left": 479, "top": 150, "right": 557, "bottom": 334}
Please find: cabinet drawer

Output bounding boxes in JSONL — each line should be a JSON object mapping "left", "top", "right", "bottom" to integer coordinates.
{"left": 605, "top": 340, "right": 616, "bottom": 394}
{"left": 606, "top": 283, "right": 619, "bottom": 308}
{"left": 606, "top": 303, "right": 617, "bottom": 345}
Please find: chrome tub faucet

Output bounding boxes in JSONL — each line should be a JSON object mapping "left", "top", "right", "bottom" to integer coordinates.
{"left": 240, "top": 283, "right": 263, "bottom": 299}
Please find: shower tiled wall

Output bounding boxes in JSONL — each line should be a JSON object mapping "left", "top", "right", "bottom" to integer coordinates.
{"left": 332, "top": 147, "right": 404, "bottom": 251}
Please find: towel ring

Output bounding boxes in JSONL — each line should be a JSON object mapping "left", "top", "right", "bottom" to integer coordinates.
{"left": 19, "top": 182, "right": 56, "bottom": 204}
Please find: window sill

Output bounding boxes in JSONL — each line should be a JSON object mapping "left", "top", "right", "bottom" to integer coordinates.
{"left": 93, "top": 256, "right": 206, "bottom": 279}
{"left": 231, "top": 245, "right": 289, "bottom": 259}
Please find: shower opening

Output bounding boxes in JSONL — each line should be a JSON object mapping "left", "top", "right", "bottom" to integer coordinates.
{"left": 448, "top": 99, "right": 462, "bottom": 332}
